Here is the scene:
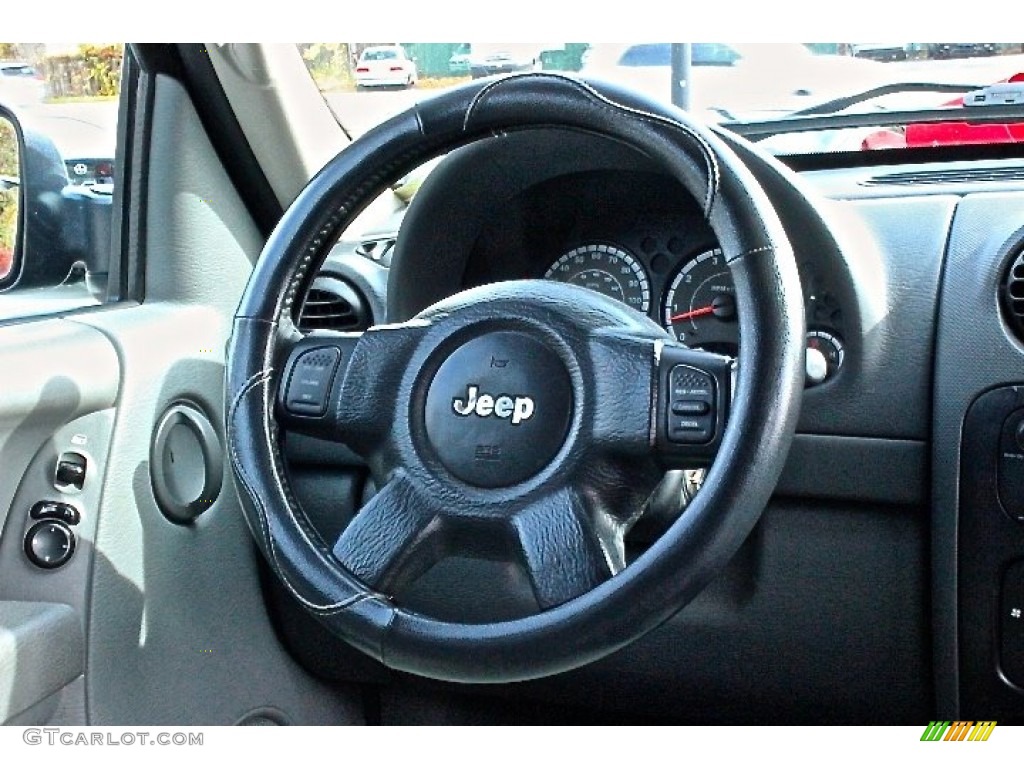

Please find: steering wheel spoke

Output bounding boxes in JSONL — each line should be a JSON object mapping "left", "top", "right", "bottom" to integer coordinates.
{"left": 331, "top": 471, "right": 443, "bottom": 593}
{"left": 588, "top": 330, "right": 733, "bottom": 468}
{"left": 275, "top": 323, "right": 427, "bottom": 455}
{"left": 585, "top": 329, "right": 660, "bottom": 454}
{"left": 511, "top": 487, "right": 620, "bottom": 610}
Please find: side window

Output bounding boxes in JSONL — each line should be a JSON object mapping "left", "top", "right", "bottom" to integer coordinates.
{"left": 0, "top": 43, "right": 122, "bottom": 320}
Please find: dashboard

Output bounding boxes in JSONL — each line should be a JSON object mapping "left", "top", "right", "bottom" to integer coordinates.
{"left": 280, "top": 124, "right": 1024, "bottom": 723}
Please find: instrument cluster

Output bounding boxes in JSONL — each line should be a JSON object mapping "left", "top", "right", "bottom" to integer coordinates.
{"left": 542, "top": 226, "right": 846, "bottom": 385}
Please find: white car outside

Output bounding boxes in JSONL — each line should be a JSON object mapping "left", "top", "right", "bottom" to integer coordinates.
{"left": 354, "top": 46, "right": 417, "bottom": 89}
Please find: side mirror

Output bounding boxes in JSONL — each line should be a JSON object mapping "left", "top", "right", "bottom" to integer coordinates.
{"left": 0, "top": 106, "right": 23, "bottom": 290}
{"left": 0, "top": 103, "right": 112, "bottom": 294}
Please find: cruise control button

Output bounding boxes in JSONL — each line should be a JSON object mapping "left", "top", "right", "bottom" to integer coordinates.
{"left": 285, "top": 347, "right": 342, "bottom": 416}
{"left": 672, "top": 400, "right": 710, "bottom": 416}
{"left": 671, "top": 368, "right": 714, "bottom": 399}
{"left": 673, "top": 419, "right": 705, "bottom": 431}
{"left": 667, "top": 365, "right": 715, "bottom": 444}
{"left": 668, "top": 418, "right": 712, "bottom": 444}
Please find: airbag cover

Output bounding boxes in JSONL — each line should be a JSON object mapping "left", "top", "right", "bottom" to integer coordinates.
{"left": 424, "top": 331, "right": 572, "bottom": 487}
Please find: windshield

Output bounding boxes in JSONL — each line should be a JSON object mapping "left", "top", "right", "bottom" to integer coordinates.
{"left": 299, "top": 42, "right": 1024, "bottom": 155}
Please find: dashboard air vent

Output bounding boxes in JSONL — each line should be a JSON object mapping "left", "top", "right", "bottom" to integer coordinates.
{"left": 1002, "top": 250, "right": 1024, "bottom": 340}
{"left": 297, "top": 276, "right": 370, "bottom": 333}
{"left": 355, "top": 237, "right": 396, "bottom": 266}
{"left": 863, "top": 167, "right": 1024, "bottom": 187}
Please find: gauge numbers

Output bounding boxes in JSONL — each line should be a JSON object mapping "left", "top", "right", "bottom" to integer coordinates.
{"left": 544, "top": 244, "right": 651, "bottom": 313}
{"left": 662, "top": 248, "right": 738, "bottom": 355}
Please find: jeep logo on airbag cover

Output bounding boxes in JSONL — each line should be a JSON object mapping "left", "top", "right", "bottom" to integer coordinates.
{"left": 424, "top": 331, "right": 572, "bottom": 488}
{"left": 451, "top": 386, "right": 535, "bottom": 425}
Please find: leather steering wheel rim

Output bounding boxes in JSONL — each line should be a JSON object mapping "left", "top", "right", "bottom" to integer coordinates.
{"left": 226, "top": 73, "right": 805, "bottom": 683}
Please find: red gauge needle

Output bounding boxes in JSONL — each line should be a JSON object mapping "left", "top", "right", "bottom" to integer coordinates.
{"left": 670, "top": 305, "right": 715, "bottom": 322}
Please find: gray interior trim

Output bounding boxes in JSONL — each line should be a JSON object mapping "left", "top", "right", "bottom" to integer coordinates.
{"left": 206, "top": 44, "right": 349, "bottom": 207}
{"left": 0, "top": 601, "right": 83, "bottom": 724}
{"left": 0, "top": 321, "right": 118, "bottom": 540}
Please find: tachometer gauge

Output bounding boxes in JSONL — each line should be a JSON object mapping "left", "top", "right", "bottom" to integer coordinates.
{"left": 663, "top": 248, "right": 738, "bottom": 355}
{"left": 545, "top": 244, "right": 651, "bottom": 313}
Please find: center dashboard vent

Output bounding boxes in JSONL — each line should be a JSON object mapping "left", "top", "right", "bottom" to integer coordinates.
{"left": 1002, "top": 249, "right": 1024, "bottom": 340}
{"left": 297, "top": 276, "right": 370, "bottom": 333}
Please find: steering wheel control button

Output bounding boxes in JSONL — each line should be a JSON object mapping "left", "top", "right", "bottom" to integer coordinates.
{"left": 667, "top": 365, "right": 715, "bottom": 444}
{"left": 285, "top": 347, "right": 341, "bottom": 416}
{"left": 671, "top": 400, "right": 710, "bottom": 416}
{"left": 29, "top": 500, "right": 81, "bottom": 526}
{"left": 24, "top": 520, "right": 76, "bottom": 569}
{"left": 656, "top": 347, "right": 732, "bottom": 463}
{"left": 54, "top": 452, "right": 87, "bottom": 491}
{"left": 425, "top": 332, "right": 572, "bottom": 488}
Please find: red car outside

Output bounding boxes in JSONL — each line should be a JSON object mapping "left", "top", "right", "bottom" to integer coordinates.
{"left": 862, "top": 73, "right": 1024, "bottom": 150}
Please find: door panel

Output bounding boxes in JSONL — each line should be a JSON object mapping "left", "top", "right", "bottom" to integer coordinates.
{"left": 0, "top": 71, "right": 363, "bottom": 725}
{"left": 0, "top": 319, "right": 117, "bottom": 724}
{"left": 0, "top": 320, "right": 118, "bottom": 536}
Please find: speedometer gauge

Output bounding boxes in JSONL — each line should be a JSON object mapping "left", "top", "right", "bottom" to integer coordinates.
{"left": 663, "top": 248, "right": 738, "bottom": 355}
{"left": 545, "top": 244, "right": 651, "bottom": 313}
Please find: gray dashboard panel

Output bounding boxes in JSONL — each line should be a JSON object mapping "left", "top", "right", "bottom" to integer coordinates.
{"left": 932, "top": 191, "right": 1024, "bottom": 716}
{"left": 794, "top": 195, "right": 956, "bottom": 439}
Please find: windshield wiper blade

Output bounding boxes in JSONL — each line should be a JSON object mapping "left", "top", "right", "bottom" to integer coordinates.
{"left": 723, "top": 104, "right": 1024, "bottom": 141}
{"left": 790, "top": 81, "right": 985, "bottom": 117}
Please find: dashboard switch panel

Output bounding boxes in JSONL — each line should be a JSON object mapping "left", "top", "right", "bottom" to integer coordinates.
{"left": 1001, "top": 560, "right": 1024, "bottom": 687}
{"left": 998, "top": 408, "right": 1024, "bottom": 523}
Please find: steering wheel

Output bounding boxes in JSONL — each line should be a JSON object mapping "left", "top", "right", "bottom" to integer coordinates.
{"left": 226, "top": 74, "right": 804, "bottom": 683}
